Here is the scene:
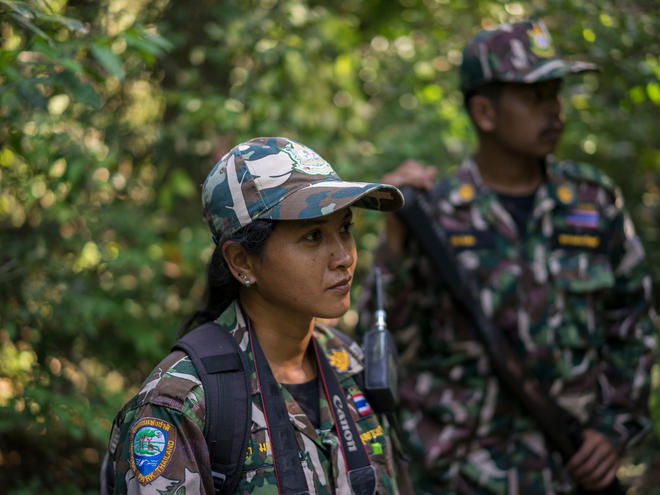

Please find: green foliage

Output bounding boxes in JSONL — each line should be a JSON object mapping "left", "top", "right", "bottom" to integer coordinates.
{"left": 0, "top": 0, "right": 658, "bottom": 492}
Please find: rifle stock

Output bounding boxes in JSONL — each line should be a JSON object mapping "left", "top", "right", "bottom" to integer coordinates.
{"left": 396, "top": 186, "right": 624, "bottom": 495}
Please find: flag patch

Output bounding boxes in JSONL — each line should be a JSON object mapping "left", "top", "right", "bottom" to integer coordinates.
{"left": 352, "top": 392, "right": 373, "bottom": 416}
{"left": 566, "top": 204, "right": 599, "bottom": 229}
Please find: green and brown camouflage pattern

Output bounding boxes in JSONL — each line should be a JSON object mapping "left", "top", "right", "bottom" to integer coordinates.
{"left": 106, "top": 301, "right": 400, "bottom": 494}
{"left": 202, "top": 137, "right": 404, "bottom": 239}
{"left": 359, "top": 157, "right": 657, "bottom": 494}
{"left": 460, "top": 19, "right": 597, "bottom": 93}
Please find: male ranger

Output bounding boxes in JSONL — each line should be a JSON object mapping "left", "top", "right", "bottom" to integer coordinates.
{"left": 361, "top": 19, "right": 657, "bottom": 494}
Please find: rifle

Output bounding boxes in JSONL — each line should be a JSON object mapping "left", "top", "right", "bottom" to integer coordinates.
{"left": 396, "top": 186, "right": 624, "bottom": 495}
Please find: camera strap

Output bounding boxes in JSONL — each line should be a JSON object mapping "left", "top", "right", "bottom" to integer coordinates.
{"left": 248, "top": 318, "right": 375, "bottom": 495}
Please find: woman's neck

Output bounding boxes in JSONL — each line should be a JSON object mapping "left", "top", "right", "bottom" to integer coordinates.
{"left": 241, "top": 297, "right": 317, "bottom": 384}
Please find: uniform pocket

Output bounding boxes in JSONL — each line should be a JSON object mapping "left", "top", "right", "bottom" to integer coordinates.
{"left": 356, "top": 416, "right": 397, "bottom": 487}
{"left": 551, "top": 250, "right": 614, "bottom": 292}
{"left": 242, "top": 427, "right": 274, "bottom": 471}
{"left": 549, "top": 250, "right": 614, "bottom": 348}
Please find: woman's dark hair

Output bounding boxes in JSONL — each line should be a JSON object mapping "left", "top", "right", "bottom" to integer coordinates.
{"left": 179, "top": 219, "right": 276, "bottom": 335}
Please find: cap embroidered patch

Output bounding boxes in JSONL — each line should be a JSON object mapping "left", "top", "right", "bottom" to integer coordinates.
{"left": 129, "top": 417, "right": 176, "bottom": 484}
{"left": 282, "top": 140, "right": 334, "bottom": 175}
{"left": 352, "top": 392, "right": 373, "bottom": 416}
{"left": 328, "top": 349, "right": 349, "bottom": 372}
{"left": 527, "top": 21, "right": 555, "bottom": 58}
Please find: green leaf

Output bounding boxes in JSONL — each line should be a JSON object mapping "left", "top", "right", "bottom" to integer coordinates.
{"left": 169, "top": 169, "right": 196, "bottom": 198}
{"left": 90, "top": 43, "right": 125, "bottom": 81}
{"left": 17, "top": 78, "right": 47, "bottom": 109}
{"left": 123, "top": 29, "right": 173, "bottom": 57}
{"left": 9, "top": 11, "right": 52, "bottom": 42}
{"left": 33, "top": 12, "right": 88, "bottom": 34}
{"left": 71, "top": 81, "right": 100, "bottom": 108}
{"left": 0, "top": 0, "right": 34, "bottom": 18}
{"left": 55, "top": 71, "right": 100, "bottom": 108}
{"left": 57, "top": 57, "right": 84, "bottom": 74}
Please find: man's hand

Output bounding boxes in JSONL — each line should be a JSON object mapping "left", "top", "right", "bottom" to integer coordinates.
{"left": 565, "top": 429, "right": 620, "bottom": 491}
{"left": 381, "top": 159, "right": 437, "bottom": 191}
{"left": 381, "top": 160, "right": 437, "bottom": 254}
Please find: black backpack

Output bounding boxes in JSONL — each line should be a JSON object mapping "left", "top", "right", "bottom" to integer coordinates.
{"left": 172, "top": 322, "right": 252, "bottom": 495}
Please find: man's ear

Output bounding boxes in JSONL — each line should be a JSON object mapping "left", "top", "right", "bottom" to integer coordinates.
{"left": 222, "top": 240, "right": 254, "bottom": 284}
{"left": 468, "top": 95, "right": 497, "bottom": 133}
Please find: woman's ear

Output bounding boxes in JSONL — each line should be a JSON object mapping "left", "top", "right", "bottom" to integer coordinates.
{"left": 222, "top": 240, "right": 254, "bottom": 286}
{"left": 468, "top": 94, "right": 497, "bottom": 133}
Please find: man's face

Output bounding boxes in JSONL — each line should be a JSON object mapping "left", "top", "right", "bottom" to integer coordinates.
{"left": 491, "top": 79, "right": 564, "bottom": 159}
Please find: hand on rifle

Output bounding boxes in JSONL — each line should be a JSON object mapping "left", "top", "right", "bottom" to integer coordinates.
{"left": 566, "top": 428, "right": 620, "bottom": 491}
{"left": 381, "top": 159, "right": 436, "bottom": 254}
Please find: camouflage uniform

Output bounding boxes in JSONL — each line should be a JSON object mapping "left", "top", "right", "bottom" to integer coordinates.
{"left": 360, "top": 157, "right": 657, "bottom": 494}
{"left": 106, "top": 301, "right": 400, "bottom": 494}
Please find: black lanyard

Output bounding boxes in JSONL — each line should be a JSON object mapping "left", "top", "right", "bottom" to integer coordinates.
{"left": 248, "top": 320, "right": 376, "bottom": 495}
{"left": 312, "top": 337, "right": 376, "bottom": 495}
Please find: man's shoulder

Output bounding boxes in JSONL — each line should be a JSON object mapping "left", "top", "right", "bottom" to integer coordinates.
{"left": 428, "top": 160, "right": 481, "bottom": 205}
{"left": 548, "top": 158, "right": 618, "bottom": 193}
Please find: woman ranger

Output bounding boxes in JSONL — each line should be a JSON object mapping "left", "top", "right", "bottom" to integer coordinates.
{"left": 103, "top": 137, "right": 405, "bottom": 494}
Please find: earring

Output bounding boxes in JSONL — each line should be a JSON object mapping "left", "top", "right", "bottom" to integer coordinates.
{"left": 242, "top": 274, "right": 251, "bottom": 287}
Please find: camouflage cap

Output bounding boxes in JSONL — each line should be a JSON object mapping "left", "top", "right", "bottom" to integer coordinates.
{"left": 202, "top": 137, "right": 404, "bottom": 239}
{"left": 460, "top": 19, "right": 597, "bottom": 93}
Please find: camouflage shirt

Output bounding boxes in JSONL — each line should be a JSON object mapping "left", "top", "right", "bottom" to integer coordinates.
{"left": 360, "top": 157, "right": 657, "bottom": 494}
{"left": 106, "top": 301, "right": 400, "bottom": 494}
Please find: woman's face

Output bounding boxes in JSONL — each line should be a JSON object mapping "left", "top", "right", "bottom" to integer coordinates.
{"left": 248, "top": 208, "right": 357, "bottom": 322}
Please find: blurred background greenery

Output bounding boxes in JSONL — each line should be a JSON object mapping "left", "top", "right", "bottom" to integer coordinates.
{"left": 0, "top": 0, "right": 658, "bottom": 493}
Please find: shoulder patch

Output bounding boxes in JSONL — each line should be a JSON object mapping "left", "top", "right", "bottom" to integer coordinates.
{"left": 551, "top": 160, "right": 616, "bottom": 192}
{"left": 129, "top": 417, "right": 177, "bottom": 484}
{"left": 328, "top": 348, "right": 350, "bottom": 372}
{"left": 315, "top": 325, "right": 364, "bottom": 375}
{"left": 458, "top": 183, "right": 475, "bottom": 202}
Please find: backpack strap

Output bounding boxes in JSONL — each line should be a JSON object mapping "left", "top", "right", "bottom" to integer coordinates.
{"left": 173, "top": 322, "right": 251, "bottom": 495}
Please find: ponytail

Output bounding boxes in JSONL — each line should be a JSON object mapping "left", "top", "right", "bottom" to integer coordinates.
{"left": 179, "top": 219, "right": 276, "bottom": 335}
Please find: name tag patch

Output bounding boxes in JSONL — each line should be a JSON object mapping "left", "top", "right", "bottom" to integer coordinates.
{"left": 447, "top": 230, "right": 495, "bottom": 251}
{"left": 360, "top": 424, "right": 383, "bottom": 444}
{"left": 130, "top": 417, "right": 176, "bottom": 484}
{"left": 553, "top": 230, "right": 604, "bottom": 252}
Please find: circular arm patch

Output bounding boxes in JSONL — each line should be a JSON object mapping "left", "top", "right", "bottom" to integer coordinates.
{"left": 129, "top": 417, "right": 177, "bottom": 485}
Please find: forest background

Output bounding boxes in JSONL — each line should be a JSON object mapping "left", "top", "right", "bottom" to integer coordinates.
{"left": 1, "top": 0, "right": 659, "bottom": 493}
